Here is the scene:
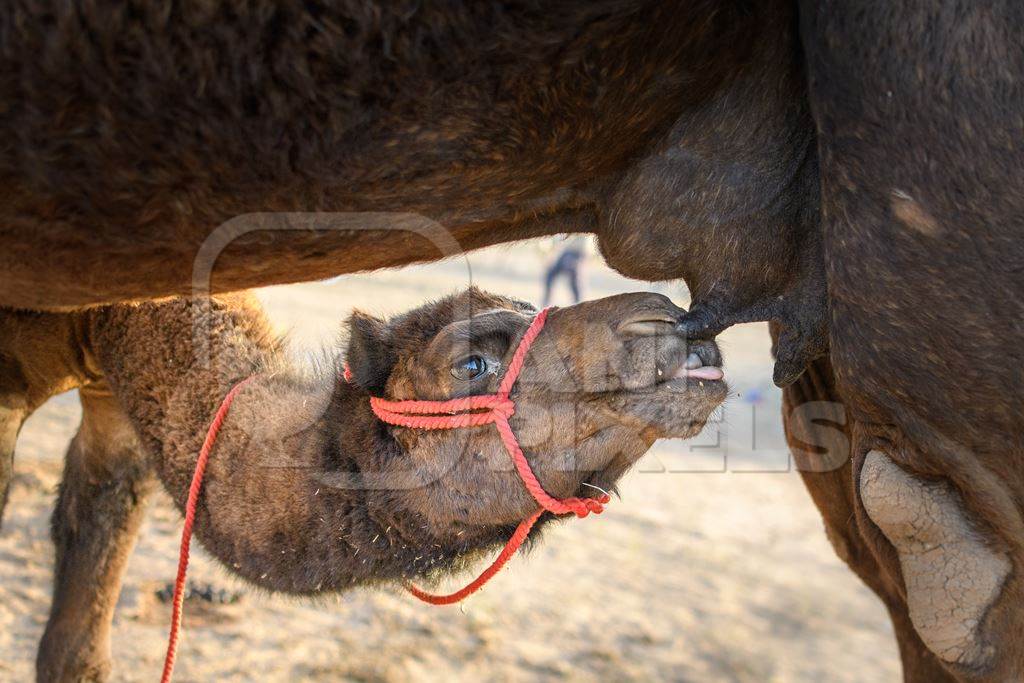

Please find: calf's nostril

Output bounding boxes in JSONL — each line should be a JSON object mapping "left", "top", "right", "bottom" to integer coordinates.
{"left": 617, "top": 318, "right": 678, "bottom": 337}
{"left": 684, "top": 352, "right": 702, "bottom": 369}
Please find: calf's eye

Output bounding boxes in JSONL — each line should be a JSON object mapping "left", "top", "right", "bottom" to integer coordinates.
{"left": 451, "top": 355, "right": 487, "bottom": 381}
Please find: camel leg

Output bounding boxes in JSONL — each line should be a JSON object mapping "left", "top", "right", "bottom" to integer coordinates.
{"left": 37, "top": 386, "right": 153, "bottom": 683}
{"left": 0, "top": 405, "right": 26, "bottom": 528}
{"left": 0, "top": 343, "right": 29, "bottom": 528}
{"left": 778, "top": 339, "right": 956, "bottom": 683}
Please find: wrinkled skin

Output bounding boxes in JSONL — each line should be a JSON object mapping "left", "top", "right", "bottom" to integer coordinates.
{"left": 860, "top": 450, "right": 1011, "bottom": 669}
{"left": 0, "top": 288, "right": 726, "bottom": 680}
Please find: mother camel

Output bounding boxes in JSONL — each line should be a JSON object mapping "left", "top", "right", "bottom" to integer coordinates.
{"left": 1, "top": 1, "right": 1022, "bottom": 681}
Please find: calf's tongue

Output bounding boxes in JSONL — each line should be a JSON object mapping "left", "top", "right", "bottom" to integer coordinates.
{"left": 671, "top": 365, "right": 724, "bottom": 381}
{"left": 687, "top": 366, "right": 724, "bottom": 381}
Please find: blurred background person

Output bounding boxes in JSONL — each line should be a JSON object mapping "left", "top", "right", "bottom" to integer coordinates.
{"left": 541, "top": 235, "right": 587, "bottom": 306}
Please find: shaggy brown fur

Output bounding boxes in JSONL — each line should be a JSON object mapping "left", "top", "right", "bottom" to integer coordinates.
{"left": 0, "top": 288, "right": 725, "bottom": 682}
{"left": 0, "top": 0, "right": 825, "bottom": 389}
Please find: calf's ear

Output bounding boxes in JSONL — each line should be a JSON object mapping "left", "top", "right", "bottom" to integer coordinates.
{"left": 344, "top": 312, "right": 396, "bottom": 394}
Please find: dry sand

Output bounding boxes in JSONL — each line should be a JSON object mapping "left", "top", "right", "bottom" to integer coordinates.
{"left": 0, "top": 240, "right": 899, "bottom": 682}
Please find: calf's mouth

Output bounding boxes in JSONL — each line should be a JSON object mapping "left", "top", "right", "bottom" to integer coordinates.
{"left": 602, "top": 334, "right": 728, "bottom": 443}
{"left": 656, "top": 340, "right": 724, "bottom": 386}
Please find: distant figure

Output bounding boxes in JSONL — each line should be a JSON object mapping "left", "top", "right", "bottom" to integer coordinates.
{"left": 542, "top": 236, "right": 587, "bottom": 306}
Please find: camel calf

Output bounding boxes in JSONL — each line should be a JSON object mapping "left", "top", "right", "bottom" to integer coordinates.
{"left": 0, "top": 288, "right": 726, "bottom": 681}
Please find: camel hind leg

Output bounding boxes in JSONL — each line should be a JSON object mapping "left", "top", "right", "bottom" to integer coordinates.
{"left": 779, "top": 347, "right": 957, "bottom": 683}
{"left": 36, "top": 385, "right": 153, "bottom": 683}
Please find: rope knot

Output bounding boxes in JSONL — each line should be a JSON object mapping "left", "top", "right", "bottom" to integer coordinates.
{"left": 552, "top": 493, "right": 611, "bottom": 518}
{"left": 491, "top": 398, "right": 515, "bottom": 419}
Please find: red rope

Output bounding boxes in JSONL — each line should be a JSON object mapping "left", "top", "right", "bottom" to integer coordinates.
{"left": 404, "top": 507, "right": 544, "bottom": 605}
{"left": 363, "top": 308, "right": 610, "bottom": 601}
{"left": 160, "top": 375, "right": 256, "bottom": 683}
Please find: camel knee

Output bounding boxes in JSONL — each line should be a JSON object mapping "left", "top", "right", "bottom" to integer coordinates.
{"left": 859, "top": 450, "right": 1011, "bottom": 670}
{"left": 38, "top": 387, "right": 152, "bottom": 683}
{"left": 36, "top": 650, "right": 111, "bottom": 683}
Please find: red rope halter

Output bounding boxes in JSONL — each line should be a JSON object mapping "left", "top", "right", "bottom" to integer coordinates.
{"left": 363, "top": 307, "right": 609, "bottom": 605}
{"left": 367, "top": 308, "right": 606, "bottom": 519}
{"left": 161, "top": 307, "right": 609, "bottom": 682}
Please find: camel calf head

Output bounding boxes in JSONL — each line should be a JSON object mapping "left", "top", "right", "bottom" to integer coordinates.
{"left": 343, "top": 287, "right": 726, "bottom": 538}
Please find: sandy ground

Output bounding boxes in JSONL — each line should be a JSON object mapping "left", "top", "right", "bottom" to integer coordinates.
{"left": 0, "top": 240, "right": 900, "bottom": 682}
